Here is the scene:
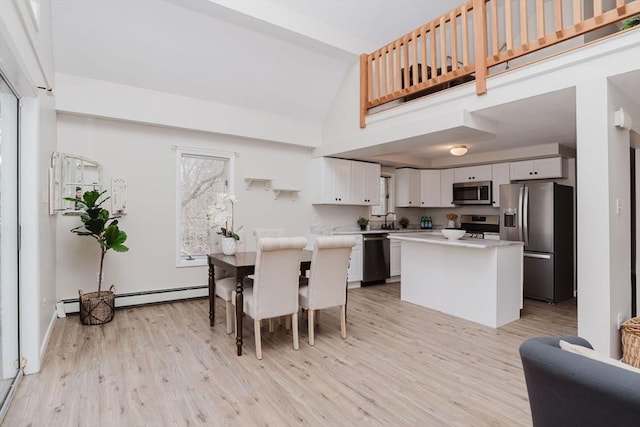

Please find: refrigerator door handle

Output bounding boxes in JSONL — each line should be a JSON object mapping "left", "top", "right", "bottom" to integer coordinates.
{"left": 517, "top": 186, "right": 524, "bottom": 242}
{"left": 524, "top": 252, "right": 552, "bottom": 260}
{"left": 523, "top": 186, "right": 529, "bottom": 246}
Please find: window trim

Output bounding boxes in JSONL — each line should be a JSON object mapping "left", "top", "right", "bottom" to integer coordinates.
{"left": 175, "top": 146, "right": 235, "bottom": 268}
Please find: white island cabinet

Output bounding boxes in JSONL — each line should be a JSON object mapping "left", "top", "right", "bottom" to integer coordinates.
{"left": 389, "top": 233, "right": 523, "bottom": 328}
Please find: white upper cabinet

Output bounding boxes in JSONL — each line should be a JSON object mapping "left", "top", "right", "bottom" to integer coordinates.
{"left": 352, "top": 161, "right": 381, "bottom": 205}
{"left": 439, "top": 169, "right": 455, "bottom": 207}
{"left": 396, "top": 168, "right": 421, "bottom": 207}
{"left": 420, "top": 170, "right": 441, "bottom": 207}
{"left": 491, "top": 163, "right": 510, "bottom": 207}
{"left": 510, "top": 157, "right": 567, "bottom": 181}
{"left": 454, "top": 165, "right": 492, "bottom": 182}
{"left": 312, "top": 157, "right": 351, "bottom": 204}
{"left": 312, "top": 158, "right": 380, "bottom": 205}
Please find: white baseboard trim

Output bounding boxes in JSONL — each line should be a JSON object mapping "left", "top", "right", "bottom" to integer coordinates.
{"left": 59, "top": 285, "right": 208, "bottom": 314}
{"left": 40, "top": 309, "right": 57, "bottom": 362}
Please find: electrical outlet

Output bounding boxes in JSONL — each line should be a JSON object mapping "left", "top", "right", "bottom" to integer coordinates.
{"left": 617, "top": 313, "right": 623, "bottom": 330}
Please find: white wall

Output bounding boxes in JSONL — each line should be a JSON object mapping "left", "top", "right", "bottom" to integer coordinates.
{"left": 575, "top": 75, "right": 640, "bottom": 357}
{"left": 0, "top": 0, "right": 57, "bottom": 374}
{"left": 56, "top": 114, "right": 317, "bottom": 299}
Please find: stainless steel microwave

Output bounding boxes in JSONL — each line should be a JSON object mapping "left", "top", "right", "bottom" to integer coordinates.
{"left": 452, "top": 181, "right": 493, "bottom": 205}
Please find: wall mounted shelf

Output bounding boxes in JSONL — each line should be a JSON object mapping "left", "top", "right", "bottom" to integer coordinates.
{"left": 244, "top": 177, "right": 272, "bottom": 190}
{"left": 273, "top": 188, "right": 299, "bottom": 200}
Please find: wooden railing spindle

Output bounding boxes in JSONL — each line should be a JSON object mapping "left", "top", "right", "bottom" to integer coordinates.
{"left": 490, "top": 0, "right": 499, "bottom": 56}
{"left": 521, "top": 0, "right": 529, "bottom": 48}
{"left": 536, "top": 0, "right": 545, "bottom": 44}
{"left": 462, "top": 7, "right": 469, "bottom": 65}
{"left": 473, "top": 0, "right": 488, "bottom": 95}
{"left": 450, "top": 10, "right": 458, "bottom": 72}
{"left": 421, "top": 26, "right": 428, "bottom": 83}
{"left": 505, "top": 0, "right": 513, "bottom": 55}
{"left": 554, "top": 1, "right": 563, "bottom": 36}
{"left": 416, "top": 31, "right": 421, "bottom": 87}
{"left": 430, "top": 21, "right": 437, "bottom": 81}
{"left": 573, "top": 0, "right": 583, "bottom": 27}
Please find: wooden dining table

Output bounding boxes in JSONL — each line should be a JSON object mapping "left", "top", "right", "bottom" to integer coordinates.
{"left": 208, "top": 250, "right": 313, "bottom": 356}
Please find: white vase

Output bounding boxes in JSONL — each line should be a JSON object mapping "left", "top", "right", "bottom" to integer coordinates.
{"left": 447, "top": 220, "right": 456, "bottom": 228}
{"left": 221, "top": 237, "right": 237, "bottom": 255}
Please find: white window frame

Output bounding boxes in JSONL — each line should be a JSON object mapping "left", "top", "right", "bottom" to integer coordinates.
{"left": 371, "top": 172, "right": 395, "bottom": 216}
{"left": 175, "top": 146, "right": 235, "bottom": 267}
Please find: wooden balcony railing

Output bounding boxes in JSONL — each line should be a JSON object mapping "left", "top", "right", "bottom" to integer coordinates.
{"left": 360, "top": 0, "right": 640, "bottom": 128}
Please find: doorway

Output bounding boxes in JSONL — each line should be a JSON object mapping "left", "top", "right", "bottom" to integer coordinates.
{"left": 0, "top": 71, "right": 22, "bottom": 419}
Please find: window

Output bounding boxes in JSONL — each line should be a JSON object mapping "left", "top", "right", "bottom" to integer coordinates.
{"left": 176, "top": 147, "right": 235, "bottom": 267}
{"left": 371, "top": 174, "right": 393, "bottom": 216}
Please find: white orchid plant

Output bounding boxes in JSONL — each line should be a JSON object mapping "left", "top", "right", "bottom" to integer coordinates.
{"left": 207, "top": 193, "right": 241, "bottom": 240}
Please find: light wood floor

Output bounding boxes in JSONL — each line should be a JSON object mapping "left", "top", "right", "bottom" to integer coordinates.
{"left": 2, "top": 283, "right": 576, "bottom": 427}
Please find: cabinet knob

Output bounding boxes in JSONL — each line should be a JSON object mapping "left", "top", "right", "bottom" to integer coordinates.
{"left": 534, "top": 171, "right": 538, "bottom": 175}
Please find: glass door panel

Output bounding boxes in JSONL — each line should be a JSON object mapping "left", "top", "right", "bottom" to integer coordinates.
{"left": 0, "top": 73, "right": 20, "bottom": 415}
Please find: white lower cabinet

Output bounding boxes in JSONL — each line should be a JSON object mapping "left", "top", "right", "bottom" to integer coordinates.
{"left": 347, "top": 235, "right": 363, "bottom": 283}
{"left": 390, "top": 239, "right": 401, "bottom": 277}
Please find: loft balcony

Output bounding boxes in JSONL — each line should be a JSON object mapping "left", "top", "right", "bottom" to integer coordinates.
{"left": 359, "top": 0, "right": 640, "bottom": 128}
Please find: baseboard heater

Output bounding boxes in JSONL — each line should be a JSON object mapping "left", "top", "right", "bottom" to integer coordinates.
{"left": 58, "top": 285, "right": 209, "bottom": 316}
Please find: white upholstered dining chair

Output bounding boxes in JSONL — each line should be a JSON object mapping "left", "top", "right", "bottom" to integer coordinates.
{"left": 233, "top": 236, "right": 308, "bottom": 359}
{"left": 298, "top": 236, "right": 356, "bottom": 346}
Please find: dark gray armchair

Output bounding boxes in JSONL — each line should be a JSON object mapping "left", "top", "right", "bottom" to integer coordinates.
{"left": 519, "top": 336, "right": 640, "bottom": 427}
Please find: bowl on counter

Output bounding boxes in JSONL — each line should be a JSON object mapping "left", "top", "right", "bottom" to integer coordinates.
{"left": 441, "top": 229, "right": 466, "bottom": 240}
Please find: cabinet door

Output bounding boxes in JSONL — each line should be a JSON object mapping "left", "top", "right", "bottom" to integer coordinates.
{"left": 439, "top": 169, "right": 455, "bottom": 207}
{"left": 491, "top": 162, "right": 510, "bottom": 207}
{"left": 454, "top": 165, "right": 492, "bottom": 182}
{"left": 420, "top": 169, "right": 441, "bottom": 207}
{"left": 396, "top": 168, "right": 420, "bottom": 207}
{"left": 390, "top": 240, "right": 401, "bottom": 277}
{"left": 354, "top": 161, "right": 381, "bottom": 205}
{"left": 534, "top": 157, "right": 565, "bottom": 179}
{"left": 509, "top": 160, "right": 535, "bottom": 181}
{"left": 347, "top": 240, "right": 363, "bottom": 282}
{"left": 318, "top": 157, "right": 351, "bottom": 204}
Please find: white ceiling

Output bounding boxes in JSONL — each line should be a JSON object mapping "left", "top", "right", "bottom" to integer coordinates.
{"left": 51, "top": 0, "right": 639, "bottom": 163}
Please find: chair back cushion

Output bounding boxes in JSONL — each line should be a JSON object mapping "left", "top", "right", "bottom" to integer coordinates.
{"left": 519, "top": 336, "right": 640, "bottom": 427}
{"left": 304, "top": 236, "right": 357, "bottom": 310}
{"left": 251, "top": 236, "right": 307, "bottom": 319}
{"left": 253, "top": 228, "right": 287, "bottom": 247}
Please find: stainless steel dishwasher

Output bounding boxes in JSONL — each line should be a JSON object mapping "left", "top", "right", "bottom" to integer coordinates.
{"left": 362, "top": 233, "right": 390, "bottom": 285}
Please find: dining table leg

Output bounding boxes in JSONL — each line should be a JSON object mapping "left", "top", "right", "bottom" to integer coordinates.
{"left": 208, "top": 263, "right": 215, "bottom": 327}
{"left": 235, "top": 277, "right": 243, "bottom": 356}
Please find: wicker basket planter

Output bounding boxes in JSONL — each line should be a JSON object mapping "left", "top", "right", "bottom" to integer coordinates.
{"left": 621, "top": 317, "right": 640, "bottom": 368}
{"left": 79, "top": 285, "right": 115, "bottom": 325}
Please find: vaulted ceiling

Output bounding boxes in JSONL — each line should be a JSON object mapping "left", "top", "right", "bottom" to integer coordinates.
{"left": 51, "top": 0, "right": 639, "bottom": 164}
{"left": 52, "top": 0, "right": 460, "bottom": 123}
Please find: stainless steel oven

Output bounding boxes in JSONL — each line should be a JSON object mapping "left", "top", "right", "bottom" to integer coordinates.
{"left": 452, "top": 181, "right": 492, "bottom": 205}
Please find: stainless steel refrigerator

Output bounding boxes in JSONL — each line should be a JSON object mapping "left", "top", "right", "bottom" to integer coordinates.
{"left": 499, "top": 182, "right": 574, "bottom": 303}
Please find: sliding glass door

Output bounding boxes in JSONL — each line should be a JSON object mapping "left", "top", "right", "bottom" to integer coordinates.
{"left": 0, "top": 72, "right": 21, "bottom": 417}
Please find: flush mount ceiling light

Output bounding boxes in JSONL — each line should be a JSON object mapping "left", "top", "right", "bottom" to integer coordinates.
{"left": 450, "top": 145, "right": 468, "bottom": 156}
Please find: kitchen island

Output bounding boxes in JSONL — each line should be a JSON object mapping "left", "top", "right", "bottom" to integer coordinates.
{"left": 388, "top": 233, "right": 524, "bottom": 328}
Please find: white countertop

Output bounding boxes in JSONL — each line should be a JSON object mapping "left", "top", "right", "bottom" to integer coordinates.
{"left": 332, "top": 229, "right": 438, "bottom": 235}
{"left": 388, "top": 232, "right": 524, "bottom": 249}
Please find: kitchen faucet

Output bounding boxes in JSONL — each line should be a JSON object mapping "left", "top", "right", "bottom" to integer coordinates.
{"left": 382, "top": 212, "right": 396, "bottom": 230}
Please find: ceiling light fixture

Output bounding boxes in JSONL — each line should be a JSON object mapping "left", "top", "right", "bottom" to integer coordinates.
{"left": 450, "top": 145, "right": 468, "bottom": 156}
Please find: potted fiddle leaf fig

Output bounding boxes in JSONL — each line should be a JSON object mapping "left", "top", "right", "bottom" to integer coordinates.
{"left": 64, "top": 189, "right": 129, "bottom": 325}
